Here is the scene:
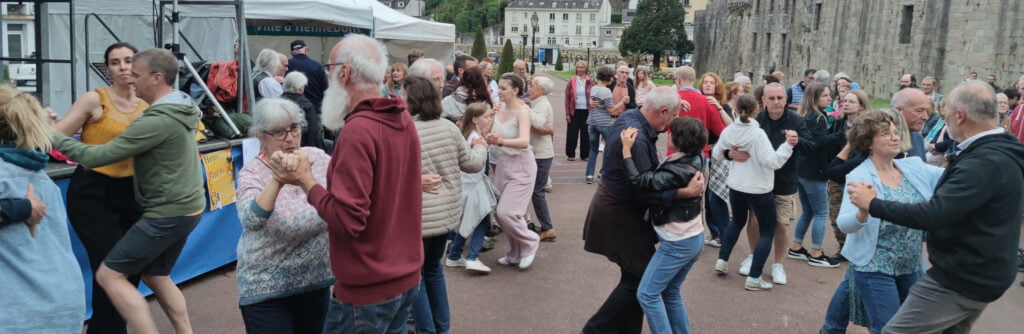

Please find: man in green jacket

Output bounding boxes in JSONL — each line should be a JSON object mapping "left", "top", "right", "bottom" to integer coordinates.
{"left": 52, "top": 48, "right": 204, "bottom": 334}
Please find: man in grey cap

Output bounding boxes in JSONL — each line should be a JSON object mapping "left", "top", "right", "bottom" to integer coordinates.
{"left": 287, "top": 39, "right": 329, "bottom": 114}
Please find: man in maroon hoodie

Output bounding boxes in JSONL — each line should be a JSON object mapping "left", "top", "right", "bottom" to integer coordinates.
{"left": 270, "top": 34, "right": 423, "bottom": 333}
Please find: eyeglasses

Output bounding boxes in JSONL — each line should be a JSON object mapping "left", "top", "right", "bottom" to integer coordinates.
{"left": 877, "top": 130, "right": 902, "bottom": 138}
{"left": 263, "top": 124, "right": 301, "bottom": 140}
{"left": 323, "top": 62, "right": 344, "bottom": 72}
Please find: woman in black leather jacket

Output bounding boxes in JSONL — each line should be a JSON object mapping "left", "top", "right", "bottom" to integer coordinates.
{"left": 620, "top": 117, "right": 707, "bottom": 334}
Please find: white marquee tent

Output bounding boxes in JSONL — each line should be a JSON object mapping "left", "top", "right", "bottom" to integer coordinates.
{"left": 42, "top": 0, "right": 455, "bottom": 113}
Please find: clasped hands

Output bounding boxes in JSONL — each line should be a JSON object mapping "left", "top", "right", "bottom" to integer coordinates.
{"left": 268, "top": 150, "right": 315, "bottom": 191}
{"left": 846, "top": 181, "right": 877, "bottom": 221}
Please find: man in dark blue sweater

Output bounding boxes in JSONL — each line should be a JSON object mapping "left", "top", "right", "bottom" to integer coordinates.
{"left": 848, "top": 81, "right": 1024, "bottom": 334}
{"left": 287, "top": 40, "right": 328, "bottom": 114}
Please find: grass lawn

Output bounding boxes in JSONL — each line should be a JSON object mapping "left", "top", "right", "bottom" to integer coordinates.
{"left": 871, "top": 98, "right": 892, "bottom": 110}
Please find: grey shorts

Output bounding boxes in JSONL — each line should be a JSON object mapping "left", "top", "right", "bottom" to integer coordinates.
{"left": 104, "top": 214, "right": 202, "bottom": 276}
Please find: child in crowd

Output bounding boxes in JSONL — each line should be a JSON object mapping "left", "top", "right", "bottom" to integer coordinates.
{"left": 620, "top": 117, "right": 708, "bottom": 334}
{"left": 446, "top": 102, "right": 498, "bottom": 273}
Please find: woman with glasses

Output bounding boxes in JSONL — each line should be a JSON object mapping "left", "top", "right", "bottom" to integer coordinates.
{"left": 235, "top": 98, "right": 334, "bottom": 333}
{"left": 821, "top": 111, "right": 942, "bottom": 334}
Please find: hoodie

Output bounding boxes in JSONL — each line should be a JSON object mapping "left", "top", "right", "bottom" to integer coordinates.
{"left": 711, "top": 119, "right": 795, "bottom": 194}
{"left": 52, "top": 91, "right": 205, "bottom": 218}
{"left": 869, "top": 132, "right": 1024, "bottom": 302}
{"left": 306, "top": 97, "right": 424, "bottom": 305}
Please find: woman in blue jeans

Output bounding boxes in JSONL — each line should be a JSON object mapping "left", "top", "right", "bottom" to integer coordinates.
{"left": 790, "top": 82, "right": 844, "bottom": 268}
{"left": 584, "top": 65, "right": 622, "bottom": 184}
{"left": 621, "top": 117, "right": 707, "bottom": 334}
{"left": 821, "top": 112, "right": 941, "bottom": 333}
{"left": 446, "top": 102, "right": 497, "bottom": 273}
{"left": 712, "top": 95, "right": 799, "bottom": 291}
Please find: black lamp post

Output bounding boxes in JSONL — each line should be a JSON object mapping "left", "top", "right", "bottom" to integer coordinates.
{"left": 586, "top": 42, "right": 592, "bottom": 73}
{"left": 530, "top": 12, "right": 539, "bottom": 74}
{"left": 520, "top": 34, "right": 528, "bottom": 61}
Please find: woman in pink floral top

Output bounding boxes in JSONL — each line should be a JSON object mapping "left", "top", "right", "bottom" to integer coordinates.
{"left": 235, "top": 98, "right": 334, "bottom": 334}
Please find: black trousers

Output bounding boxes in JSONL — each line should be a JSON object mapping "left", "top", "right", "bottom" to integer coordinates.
{"left": 67, "top": 166, "right": 143, "bottom": 334}
{"left": 566, "top": 109, "right": 590, "bottom": 159}
{"left": 582, "top": 267, "right": 647, "bottom": 334}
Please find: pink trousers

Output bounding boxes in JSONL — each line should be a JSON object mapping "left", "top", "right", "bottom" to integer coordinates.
{"left": 494, "top": 150, "right": 540, "bottom": 263}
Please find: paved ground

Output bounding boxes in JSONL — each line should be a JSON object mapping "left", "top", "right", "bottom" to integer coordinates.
{"left": 144, "top": 73, "right": 1023, "bottom": 333}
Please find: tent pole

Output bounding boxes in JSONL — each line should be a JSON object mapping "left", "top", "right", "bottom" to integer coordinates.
{"left": 183, "top": 55, "right": 240, "bottom": 135}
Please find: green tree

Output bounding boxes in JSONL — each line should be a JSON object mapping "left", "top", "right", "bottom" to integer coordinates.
{"left": 618, "top": 0, "right": 694, "bottom": 71}
{"left": 554, "top": 52, "right": 564, "bottom": 71}
{"left": 498, "top": 39, "right": 515, "bottom": 75}
{"left": 472, "top": 27, "right": 487, "bottom": 60}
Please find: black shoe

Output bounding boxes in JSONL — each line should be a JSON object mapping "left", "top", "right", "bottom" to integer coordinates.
{"left": 528, "top": 223, "right": 542, "bottom": 234}
{"left": 787, "top": 247, "right": 811, "bottom": 260}
{"left": 808, "top": 253, "right": 841, "bottom": 268}
{"left": 485, "top": 224, "right": 502, "bottom": 237}
{"left": 829, "top": 253, "right": 848, "bottom": 263}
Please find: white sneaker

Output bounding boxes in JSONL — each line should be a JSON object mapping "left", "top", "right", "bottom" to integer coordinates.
{"left": 519, "top": 254, "right": 536, "bottom": 269}
{"left": 772, "top": 263, "right": 788, "bottom": 285}
{"left": 544, "top": 177, "right": 553, "bottom": 192}
{"left": 497, "top": 257, "right": 515, "bottom": 266}
{"left": 745, "top": 277, "right": 774, "bottom": 291}
{"left": 706, "top": 238, "right": 722, "bottom": 247}
{"left": 444, "top": 257, "right": 466, "bottom": 267}
{"left": 714, "top": 259, "right": 728, "bottom": 275}
{"left": 738, "top": 254, "right": 753, "bottom": 276}
{"left": 599, "top": 142, "right": 605, "bottom": 152}
{"left": 465, "top": 259, "right": 492, "bottom": 273}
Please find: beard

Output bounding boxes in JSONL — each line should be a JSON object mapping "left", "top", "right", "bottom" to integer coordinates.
{"left": 322, "top": 83, "right": 351, "bottom": 131}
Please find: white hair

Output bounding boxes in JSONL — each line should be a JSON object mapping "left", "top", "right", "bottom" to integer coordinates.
{"left": 332, "top": 34, "right": 388, "bottom": 90}
{"left": 643, "top": 87, "right": 680, "bottom": 113}
{"left": 834, "top": 72, "right": 850, "bottom": 81}
{"left": 734, "top": 72, "right": 745, "bottom": 80}
{"left": 617, "top": 65, "right": 630, "bottom": 73}
{"left": 514, "top": 59, "right": 526, "bottom": 68}
{"left": 814, "top": 70, "right": 831, "bottom": 83}
{"left": 735, "top": 76, "right": 751, "bottom": 85}
{"left": 409, "top": 58, "right": 443, "bottom": 79}
{"left": 532, "top": 76, "right": 554, "bottom": 95}
{"left": 256, "top": 48, "right": 281, "bottom": 75}
{"left": 282, "top": 71, "right": 308, "bottom": 94}
{"left": 250, "top": 98, "right": 307, "bottom": 137}
{"left": 890, "top": 88, "right": 923, "bottom": 109}
{"left": 947, "top": 80, "right": 998, "bottom": 123}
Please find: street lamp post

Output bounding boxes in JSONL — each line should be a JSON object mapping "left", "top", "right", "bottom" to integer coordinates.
{"left": 530, "top": 12, "right": 539, "bottom": 75}
{"left": 520, "top": 34, "right": 528, "bottom": 61}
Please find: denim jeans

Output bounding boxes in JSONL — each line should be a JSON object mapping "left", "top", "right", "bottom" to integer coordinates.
{"left": 239, "top": 287, "right": 329, "bottom": 334}
{"left": 532, "top": 158, "right": 554, "bottom": 231}
{"left": 822, "top": 270, "right": 854, "bottom": 334}
{"left": 794, "top": 177, "right": 829, "bottom": 249}
{"left": 585, "top": 125, "right": 612, "bottom": 177}
{"left": 322, "top": 285, "right": 419, "bottom": 334}
{"left": 411, "top": 234, "right": 451, "bottom": 334}
{"left": 448, "top": 218, "right": 489, "bottom": 261}
{"left": 719, "top": 190, "right": 778, "bottom": 279}
{"left": 704, "top": 187, "right": 730, "bottom": 239}
{"left": 854, "top": 270, "right": 919, "bottom": 333}
{"left": 637, "top": 232, "right": 704, "bottom": 334}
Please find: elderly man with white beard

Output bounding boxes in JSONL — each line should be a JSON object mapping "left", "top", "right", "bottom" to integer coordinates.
{"left": 268, "top": 34, "right": 425, "bottom": 333}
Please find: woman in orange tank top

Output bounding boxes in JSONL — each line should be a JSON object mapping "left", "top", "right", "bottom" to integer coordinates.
{"left": 52, "top": 42, "right": 147, "bottom": 334}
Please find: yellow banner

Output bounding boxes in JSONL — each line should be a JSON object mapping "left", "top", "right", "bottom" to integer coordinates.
{"left": 201, "top": 149, "right": 236, "bottom": 210}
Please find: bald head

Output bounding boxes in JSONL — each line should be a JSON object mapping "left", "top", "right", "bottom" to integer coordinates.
{"left": 943, "top": 80, "right": 999, "bottom": 141}
{"left": 891, "top": 88, "right": 930, "bottom": 131}
{"left": 674, "top": 66, "right": 696, "bottom": 87}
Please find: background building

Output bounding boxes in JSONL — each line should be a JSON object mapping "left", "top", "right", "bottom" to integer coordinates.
{"left": 1, "top": 3, "right": 35, "bottom": 62}
{"left": 694, "top": 0, "right": 1024, "bottom": 100}
{"left": 504, "top": 0, "right": 613, "bottom": 55}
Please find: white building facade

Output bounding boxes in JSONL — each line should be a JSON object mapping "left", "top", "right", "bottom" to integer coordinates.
{"left": 503, "top": 0, "right": 611, "bottom": 50}
{"left": 1, "top": 3, "right": 36, "bottom": 61}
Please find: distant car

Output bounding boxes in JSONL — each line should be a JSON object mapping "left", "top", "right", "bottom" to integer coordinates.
{"left": 8, "top": 64, "right": 36, "bottom": 93}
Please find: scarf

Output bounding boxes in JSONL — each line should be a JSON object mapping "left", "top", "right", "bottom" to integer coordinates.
{"left": 0, "top": 143, "right": 49, "bottom": 171}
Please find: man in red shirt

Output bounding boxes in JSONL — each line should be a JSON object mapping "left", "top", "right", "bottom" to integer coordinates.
{"left": 673, "top": 66, "right": 727, "bottom": 155}
{"left": 271, "top": 34, "right": 423, "bottom": 333}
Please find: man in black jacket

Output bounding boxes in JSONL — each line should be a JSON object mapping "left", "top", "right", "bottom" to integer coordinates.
{"left": 848, "top": 81, "right": 1024, "bottom": 334}
{"left": 287, "top": 40, "right": 329, "bottom": 114}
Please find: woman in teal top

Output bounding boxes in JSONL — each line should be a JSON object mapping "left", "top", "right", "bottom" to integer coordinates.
{"left": 821, "top": 111, "right": 943, "bottom": 334}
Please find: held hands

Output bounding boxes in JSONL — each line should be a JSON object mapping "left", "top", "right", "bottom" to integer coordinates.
{"left": 620, "top": 127, "right": 638, "bottom": 157}
{"left": 25, "top": 184, "right": 45, "bottom": 237}
{"left": 44, "top": 107, "right": 58, "bottom": 124}
{"left": 269, "top": 150, "right": 314, "bottom": 188}
{"left": 728, "top": 148, "right": 751, "bottom": 162}
{"left": 784, "top": 130, "right": 799, "bottom": 146}
{"left": 846, "top": 181, "right": 877, "bottom": 217}
{"left": 421, "top": 174, "right": 442, "bottom": 194}
{"left": 485, "top": 132, "right": 503, "bottom": 146}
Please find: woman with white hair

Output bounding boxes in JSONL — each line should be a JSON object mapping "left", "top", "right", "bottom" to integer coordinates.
{"left": 281, "top": 72, "right": 326, "bottom": 151}
{"left": 528, "top": 76, "right": 557, "bottom": 241}
{"left": 235, "top": 98, "right": 333, "bottom": 334}
{"left": 254, "top": 49, "right": 285, "bottom": 100}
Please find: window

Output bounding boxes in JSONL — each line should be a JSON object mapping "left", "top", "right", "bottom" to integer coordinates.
{"left": 563, "top": 25, "right": 568, "bottom": 35}
{"left": 576, "top": 26, "right": 582, "bottom": 34}
{"left": 577, "top": 13, "right": 582, "bottom": 22}
{"left": 590, "top": 26, "right": 595, "bottom": 35}
{"left": 766, "top": 33, "right": 772, "bottom": 54}
{"left": 523, "top": 24, "right": 528, "bottom": 32}
{"left": 590, "top": 14, "right": 596, "bottom": 22}
{"left": 550, "top": 13, "right": 555, "bottom": 20}
{"left": 549, "top": 25, "right": 555, "bottom": 34}
{"left": 565, "top": 38, "right": 571, "bottom": 45}
{"left": 752, "top": 33, "right": 759, "bottom": 54}
{"left": 768, "top": 0, "right": 773, "bottom": 13}
{"left": 899, "top": 5, "right": 914, "bottom": 44}
{"left": 547, "top": 37, "right": 556, "bottom": 45}
{"left": 782, "top": 33, "right": 789, "bottom": 66}
{"left": 512, "top": 26, "right": 519, "bottom": 33}
{"left": 605, "top": 29, "right": 612, "bottom": 36}
{"left": 755, "top": 0, "right": 760, "bottom": 14}
{"left": 814, "top": 3, "right": 822, "bottom": 30}
{"left": 397, "top": 2, "right": 404, "bottom": 8}
{"left": 563, "top": 13, "right": 569, "bottom": 20}
{"left": 7, "top": 25, "right": 24, "bottom": 59}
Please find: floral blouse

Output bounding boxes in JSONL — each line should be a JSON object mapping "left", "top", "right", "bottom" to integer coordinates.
{"left": 853, "top": 177, "right": 925, "bottom": 276}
